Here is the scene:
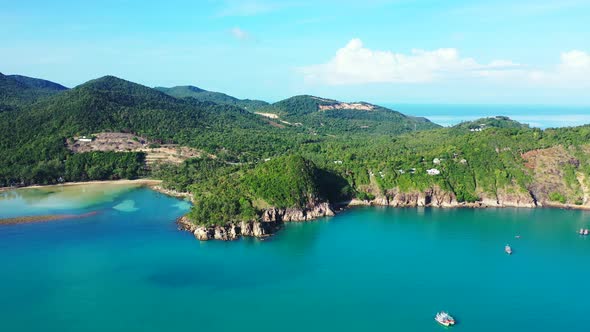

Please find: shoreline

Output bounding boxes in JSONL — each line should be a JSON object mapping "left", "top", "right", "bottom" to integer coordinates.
{"left": 179, "top": 196, "right": 590, "bottom": 241}
{"left": 0, "top": 179, "right": 163, "bottom": 193}
{"left": 150, "top": 185, "right": 193, "bottom": 202}
{"left": 344, "top": 197, "right": 590, "bottom": 211}
{"left": 3, "top": 179, "right": 588, "bottom": 231}
{"left": 0, "top": 179, "right": 194, "bottom": 202}
{"left": 0, "top": 179, "right": 194, "bottom": 226}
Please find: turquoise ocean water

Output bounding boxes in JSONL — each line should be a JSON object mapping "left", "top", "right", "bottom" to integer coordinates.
{"left": 1, "top": 185, "right": 590, "bottom": 331}
{"left": 385, "top": 104, "right": 590, "bottom": 128}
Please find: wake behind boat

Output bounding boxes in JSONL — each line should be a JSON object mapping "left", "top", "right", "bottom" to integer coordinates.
{"left": 435, "top": 311, "right": 456, "bottom": 327}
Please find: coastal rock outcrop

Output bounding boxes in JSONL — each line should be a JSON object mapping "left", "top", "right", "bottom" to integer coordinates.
{"left": 351, "top": 186, "right": 536, "bottom": 209}
{"left": 480, "top": 190, "right": 537, "bottom": 208}
{"left": 177, "top": 202, "right": 335, "bottom": 241}
{"left": 192, "top": 225, "right": 212, "bottom": 241}
{"left": 262, "top": 202, "right": 334, "bottom": 222}
{"left": 351, "top": 188, "right": 460, "bottom": 208}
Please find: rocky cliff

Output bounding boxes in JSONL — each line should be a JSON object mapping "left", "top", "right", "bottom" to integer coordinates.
{"left": 347, "top": 186, "right": 537, "bottom": 209}
{"left": 178, "top": 202, "right": 335, "bottom": 241}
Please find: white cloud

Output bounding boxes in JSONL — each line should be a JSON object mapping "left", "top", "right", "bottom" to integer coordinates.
{"left": 301, "top": 39, "right": 520, "bottom": 85}
{"left": 528, "top": 50, "right": 590, "bottom": 86}
{"left": 230, "top": 27, "right": 250, "bottom": 41}
{"left": 560, "top": 50, "right": 590, "bottom": 69}
{"left": 301, "top": 39, "right": 590, "bottom": 88}
{"left": 558, "top": 50, "right": 590, "bottom": 79}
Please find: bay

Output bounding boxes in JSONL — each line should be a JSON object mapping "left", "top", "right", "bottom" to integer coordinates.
{"left": 1, "top": 185, "right": 589, "bottom": 331}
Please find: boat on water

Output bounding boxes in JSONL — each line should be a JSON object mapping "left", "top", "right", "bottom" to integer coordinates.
{"left": 580, "top": 228, "right": 589, "bottom": 235}
{"left": 435, "top": 311, "right": 456, "bottom": 327}
{"left": 505, "top": 244, "right": 512, "bottom": 254}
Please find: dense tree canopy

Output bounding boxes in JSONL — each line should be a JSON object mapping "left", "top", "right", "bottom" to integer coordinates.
{"left": 155, "top": 85, "right": 268, "bottom": 111}
{"left": 3, "top": 73, "right": 590, "bottom": 225}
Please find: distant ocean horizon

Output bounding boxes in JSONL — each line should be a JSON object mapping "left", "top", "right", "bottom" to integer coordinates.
{"left": 382, "top": 104, "right": 590, "bottom": 129}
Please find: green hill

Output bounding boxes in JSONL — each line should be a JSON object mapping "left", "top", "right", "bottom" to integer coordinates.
{"left": 186, "top": 155, "right": 333, "bottom": 225}
{"left": 0, "top": 73, "right": 67, "bottom": 111}
{"left": 0, "top": 75, "right": 292, "bottom": 186}
{"left": 155, "top": 85, "right": 268, "bottom": 111}
{"left": 453, "top": 116, "right": 529, "bottom": 131}
{"left": 256, "top": 95, "right": 440, "bottom": 135}
{"left": 244, "top": 155, "right": 322, "bottom": 209}
{"left": 8, "top": 74, "right": 68, "bottom": 92}
{"left": 5, "top": 73, "right": 590, "bottom": 229}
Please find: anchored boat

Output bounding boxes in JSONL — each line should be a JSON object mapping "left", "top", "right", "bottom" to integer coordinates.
{"left": 505, "top": 244, "right": 512, "bottom": 255}
{"left": 435, "top": 311, "right": 456, "bottom": 327}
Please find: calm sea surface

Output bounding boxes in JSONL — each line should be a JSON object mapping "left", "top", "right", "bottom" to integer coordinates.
{"left": 1, "top": 184, "right": 589, "bottom": 331}
{"left": 385, "top": 104, "right": 590, "bottom": 128}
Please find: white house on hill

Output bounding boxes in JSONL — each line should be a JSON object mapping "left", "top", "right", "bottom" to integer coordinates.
{"left": 427, "top": 168, "right": 440, "bottom": 176}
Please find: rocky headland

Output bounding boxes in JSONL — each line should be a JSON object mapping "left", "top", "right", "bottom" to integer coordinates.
{"left": 177, "top": 202, "right": 334, "bottom": 241}
{"left": 177, "top": 184, "right": 590, "bottom": 241}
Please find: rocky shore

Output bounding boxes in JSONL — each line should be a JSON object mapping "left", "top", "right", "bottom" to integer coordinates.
{"left": 346, "top": 187, "right": 537, "bottom": 209}
{"left": 176, "top": 186, "right": 590, "bottom": 242}
{"left": 177, "top": 202, "right": 334, "bottom": 241}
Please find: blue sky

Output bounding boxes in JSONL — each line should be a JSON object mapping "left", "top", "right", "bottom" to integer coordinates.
{"left": 1, "top": 0, "right": 589, "bottom": 105}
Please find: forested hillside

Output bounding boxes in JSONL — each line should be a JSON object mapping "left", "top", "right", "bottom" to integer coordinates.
{"left": 3, "top": 73, "right": 590, "bottom": 228}
{"left": 155, "top": 85, "right": 268, "bottom": 111}
{"left": 256, "top": 95, "right": 439, "bottom": 135}
{"left": 158, "top": 117, "right": 590, "bottom": 226}
{"left": 0, "top": 75, "right": 298, "bottom": 186}
{"left": 0, "top": 73, "right": 67, "bottom": 112}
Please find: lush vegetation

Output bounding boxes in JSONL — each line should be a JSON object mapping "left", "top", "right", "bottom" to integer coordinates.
{"left": 256, "top": 95, "right": 439, "bottom": 135}
{"left": 243, "top": 155, "right": 322, "bottom": 209}
{"left": 163, "top": 155, "right": 348, "bottom": 225}
{"left": 65, "top": 151, "right": 146, "bottom": 181}
{"left": 4, "top": 73, "right": 590, "bottom": 226}
{"left": 0, "top": 73, "right": 67, "bottom": 111}
{"left": 155, "top": 85, "right": 268, "bottom": 111}
{"left": 0, "top": 75, "right": 302, "bottom": 186}
{"left": 0, "top": 150, "right": 145, "bottom": 187}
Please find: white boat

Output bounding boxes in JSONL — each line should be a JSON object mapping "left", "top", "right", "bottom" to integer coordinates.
{"left": 505, "top": 244, "right": 512, "bottom": 254}
{"left": 584, "top": 229, "right": 589, "bottom": 236}
{"left": 435, "top": 311, "right": 456, "bottom": 327}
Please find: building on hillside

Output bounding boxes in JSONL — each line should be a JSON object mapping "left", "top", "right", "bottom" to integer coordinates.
{"left": 427, "top": 168, "right": 440, "bottom": 176}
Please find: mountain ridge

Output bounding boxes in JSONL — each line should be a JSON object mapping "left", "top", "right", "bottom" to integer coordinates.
{"left": 0, "top": 73, "right": 68, "bottom": 111}
{"left": 155, "top": 85, "right": 269, "bottom": 111}
{"left": 255, "top": 94, "right": 440, "bottom": 134}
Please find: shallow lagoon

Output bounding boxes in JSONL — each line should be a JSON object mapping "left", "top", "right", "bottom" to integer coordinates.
{"left": 1, "top": 185, "right": 589, "bottom": 331}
